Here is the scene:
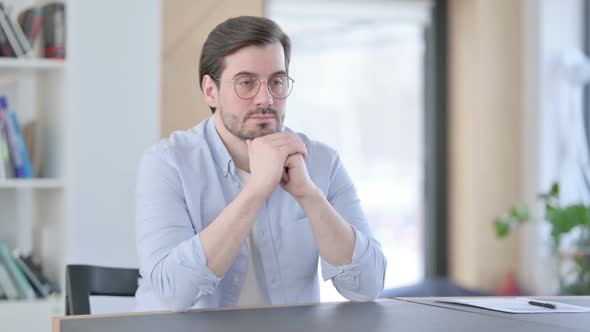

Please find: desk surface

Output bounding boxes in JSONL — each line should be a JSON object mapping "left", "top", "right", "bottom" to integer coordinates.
{"left": 53, "top": 297, "right": 590, "bottom": 332}
{"left": 401, "top": 296, "right": 590, "bottom": 331}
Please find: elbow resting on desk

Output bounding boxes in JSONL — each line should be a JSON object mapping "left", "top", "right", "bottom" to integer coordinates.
{"left": 146, "top": 237, "right": 221, "bottom": 311}
{"left": 341, "top": 262, "right": 387, "bottom": 301}
{"left": 327, "top": 236, "right": 388, "bottom": 301}
{"left": 149, "top": 258, "right": 217, "bottom": 311}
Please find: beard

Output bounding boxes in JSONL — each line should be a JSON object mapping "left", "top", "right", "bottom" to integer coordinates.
{"left": 219, "top": 106, "right": 284, "bottom": 141}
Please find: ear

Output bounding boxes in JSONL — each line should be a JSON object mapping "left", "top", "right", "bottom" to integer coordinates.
{"left": 202, "top": 74, "right": 218, "bottom": 108}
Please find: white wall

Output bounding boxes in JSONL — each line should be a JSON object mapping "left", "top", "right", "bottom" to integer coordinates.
{"left": 65, "top": 0, "right": 161, "bottom": 267}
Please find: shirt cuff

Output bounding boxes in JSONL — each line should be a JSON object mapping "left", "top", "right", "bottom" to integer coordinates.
{"left": 321, "top": 225, "right": 370, "bottom": 281}
{"left": 184, "top": 234, "right": 223, "bottom": 294}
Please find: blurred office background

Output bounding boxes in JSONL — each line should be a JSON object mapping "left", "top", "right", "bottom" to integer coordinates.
{"left": 0, "top": 0, "right": 589, "bottom": 331}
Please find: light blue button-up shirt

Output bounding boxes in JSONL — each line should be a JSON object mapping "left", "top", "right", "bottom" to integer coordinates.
{"left": 135, "top": 117, "right": 387, "bottom": 312}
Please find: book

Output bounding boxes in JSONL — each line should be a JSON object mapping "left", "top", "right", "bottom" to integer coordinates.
{"left": 0, "top": 4, "right": 31, "bottom": 57}
{"left": 0, "top": 106, "right": 14, "bottom": 178}
{"left": 0, "top": 22, "right": 14, "bottom": 56}
{"left": 0, "top": 275, "right": 6, "bottom": 299}
{"left": 0, "top": 261, "right": 19, "bottom": 299}
{"left": 0, "top": 243, "right": 35, "bottom": 299}
{"left": 0, "top": 106, "right": 9, "bottom": 178}
{"left": 0, "top": 130, "right": 4, "bottom": 178}
{"left": 43, "top": 3, "right": 65, "bottom": 59}
{"left": 13, "top": 251, "right": 57, "bottom": 297}
{"left": 0, "top": 96, "right": 33, "bottom": 178}
{"left": 0, "top": 4, "right": 22, "bottom": 57}
{"left": 8, "top": 107, "right": 33, "bottom": 177}
{"left": 18, "top": 7, "right": 42, "bottom": 46}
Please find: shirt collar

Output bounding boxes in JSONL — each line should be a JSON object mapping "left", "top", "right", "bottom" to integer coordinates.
{"left": 205, "top": 117, "right": 234, "bottom": 177}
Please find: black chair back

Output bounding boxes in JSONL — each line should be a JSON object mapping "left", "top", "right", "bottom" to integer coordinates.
{"left": 65, "top": 264, "right": 140, "bottom": 315}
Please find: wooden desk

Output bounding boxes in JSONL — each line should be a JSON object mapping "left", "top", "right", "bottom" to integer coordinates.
{"left": 52, "top": 297, "right": 590, "bottom": 332}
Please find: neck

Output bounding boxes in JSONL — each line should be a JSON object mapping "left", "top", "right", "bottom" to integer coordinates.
{"left": 213, "top": 115, "right": 250, "bottom": 172}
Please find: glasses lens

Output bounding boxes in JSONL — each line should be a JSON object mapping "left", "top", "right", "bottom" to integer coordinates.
{"left": 234, "top": 76, "right": 260, "bottom": 99}
{"left": 269, "top": 76, "right": 292, "bottom": 99}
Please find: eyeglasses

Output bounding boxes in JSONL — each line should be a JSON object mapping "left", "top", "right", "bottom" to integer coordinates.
{"left": 215, "top": 75, "right": 295, "bottom": 100}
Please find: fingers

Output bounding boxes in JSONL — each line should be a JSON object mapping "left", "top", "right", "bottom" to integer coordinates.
{"left": 283, "top": 153, "right": 304, "bottom": 168}
{"left": 278, "top": 144, "right": 306, "bottom": 160}
{"left": 258, "top": 132, "right": 307, "bottom": 158}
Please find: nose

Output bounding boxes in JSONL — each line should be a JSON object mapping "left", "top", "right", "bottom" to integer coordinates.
{"left": 253, "top": 81, "right": 274, "bottom": 109}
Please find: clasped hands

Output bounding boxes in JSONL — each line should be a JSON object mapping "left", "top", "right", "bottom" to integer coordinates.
{"left": 245, "top": 132, "right": 316, "bottom": 200}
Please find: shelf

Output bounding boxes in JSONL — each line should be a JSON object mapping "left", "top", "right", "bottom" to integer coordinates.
{"left": 0, "top": 296, "right": 63, "bottom": 332}
{"left": 0, "top": 58, "right": 65, "bottom": 70}
{"left": 0, "top": 179, "right": 64, "bottom": 189}
{"left": 0, "top": 295, "right": 62, "bottom": 310}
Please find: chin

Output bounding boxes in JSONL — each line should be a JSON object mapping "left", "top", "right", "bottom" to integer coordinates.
{"left": 254, "top": 129, "right": 277, "bottom": 138}
{"left": 241, "top": 127, "right": 278, "bottom": 140}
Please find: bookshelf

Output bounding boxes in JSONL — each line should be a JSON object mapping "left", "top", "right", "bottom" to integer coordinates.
{"left": 0, "top": 178, "right": 64, "bottom": 189}
{"left": 0, "top": 58, "right": 64, "bottom": 70}
{"left": 1, "top": 1, "right": 160, "bottom": 331}
{"left": 0, "top": 296, "right": 62, "bottom": 332}
{"left": 0, "top": 0, "right": 67, "bottom": 330}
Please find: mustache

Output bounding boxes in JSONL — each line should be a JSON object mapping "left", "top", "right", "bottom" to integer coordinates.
{"left": 246, "top": 108, "right": 278, "bottom": 118}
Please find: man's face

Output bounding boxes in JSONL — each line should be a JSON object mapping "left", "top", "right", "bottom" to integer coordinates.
{"left": 214, "top": 42, "right": 288, "bottom": 140}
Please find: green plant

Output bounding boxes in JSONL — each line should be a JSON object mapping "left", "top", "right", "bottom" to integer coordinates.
{"left": 493, "top": 182, "right": 590, "bottom": 294}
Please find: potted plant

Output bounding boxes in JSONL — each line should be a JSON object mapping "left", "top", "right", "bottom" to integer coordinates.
{"left": 493, "top": 182, "right": 590, "bottom": 295}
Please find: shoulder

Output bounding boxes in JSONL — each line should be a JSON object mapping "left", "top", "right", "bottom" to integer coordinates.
{"left": 142, "top": 119, "right": 210, "bottom": 166}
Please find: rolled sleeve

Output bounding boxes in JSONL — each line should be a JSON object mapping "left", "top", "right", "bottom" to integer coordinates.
{"left": 321, "top": 226, "right": 387, "bottom": 301}
{"left": 320, "top": 153, "right": 387, "bottom": 301}
{"left": 149, "top": 234, "right": 221, "bottom": 311}
{"left": 136, "top": 149, "right": 220, "bottom": 311}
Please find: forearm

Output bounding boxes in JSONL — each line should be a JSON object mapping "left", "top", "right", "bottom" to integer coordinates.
{"left": 296, "top": 187, "right": 355, "bottom": 266}
{"left": 200, "top": 184, "right": 266, "bottom": 277}
{"left": 321, "top": 233, "right": 387, "bottom": 301}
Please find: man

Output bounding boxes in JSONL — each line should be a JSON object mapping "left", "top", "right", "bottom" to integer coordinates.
{"left": 135, "top": 16, "right": 386, "bottom": 312}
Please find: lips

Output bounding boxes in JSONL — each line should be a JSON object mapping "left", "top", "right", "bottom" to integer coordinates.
{"left": 249, "top": 115, "right": 275, "bottom": 120}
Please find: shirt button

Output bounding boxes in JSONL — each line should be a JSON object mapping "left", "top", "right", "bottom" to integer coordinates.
{"left": 233, "top": 276, "right": 240, "bottom": 285}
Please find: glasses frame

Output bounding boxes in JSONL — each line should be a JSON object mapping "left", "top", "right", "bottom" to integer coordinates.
{"left": 214, "top": 75, "right": 295, "bottom": 100}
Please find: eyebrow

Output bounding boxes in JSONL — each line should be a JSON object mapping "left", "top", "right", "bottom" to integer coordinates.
{"left": 232, "top": 70, "right": 287, "bottom": 78}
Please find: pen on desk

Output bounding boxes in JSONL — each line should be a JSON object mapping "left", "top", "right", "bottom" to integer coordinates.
{"left": 528, "top": 300, "right": 557, "bottom": 309}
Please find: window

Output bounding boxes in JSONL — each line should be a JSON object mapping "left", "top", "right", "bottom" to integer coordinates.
{"left": 586, "top": 0, "right": 590, "bottom": 148}
{"left": 269, "top": 0, "right": 433, "bottom": 301}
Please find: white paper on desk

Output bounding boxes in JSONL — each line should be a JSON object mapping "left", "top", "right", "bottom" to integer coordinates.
{"left": 435, "top": 297, "right": 590, "bottom": 313}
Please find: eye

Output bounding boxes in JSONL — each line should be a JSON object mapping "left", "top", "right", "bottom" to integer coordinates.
{"left": 238, "top": 79, "right": 254, "bottom": 86}
{"left": 271, "top": 77, "right": 286, "bottom": 86}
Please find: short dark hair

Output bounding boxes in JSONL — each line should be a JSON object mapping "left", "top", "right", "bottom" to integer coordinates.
{"left": 199, "top": 16, "right": 291, "bottom": 113}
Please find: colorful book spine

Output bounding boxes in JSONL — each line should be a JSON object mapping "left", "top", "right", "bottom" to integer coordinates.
{"left": 0, "top": 96, "right": 33, "bottom": 178}
{"left": 0, "top": 107, "right": 14, "bottom": 178}
{"left": 0, "top": 118, "right": 5, "bottom": 178}
{"left": 9, "top": 108, "right": 33, "bottom": 177}
{"left": 0, "top": 97, "right": 19, "bottom": 177}
{"left": 18, "top": 7, "right": 42, "bottom": 45}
